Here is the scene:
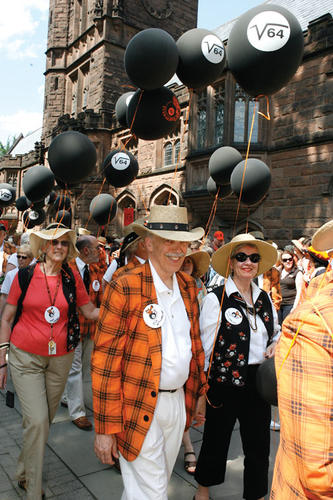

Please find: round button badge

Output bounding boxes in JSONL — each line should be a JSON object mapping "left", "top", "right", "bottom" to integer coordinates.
{"left": 44, "top": 306, "right": 60, "bottom": 324}
{"left": 225, "top": 307, "right": 243, "bottom": 325}
{"left": 143, "top": 303, "right": 165, "bottom": 329}
{"left": 92, "top": 279, "right": 100, "bottom": 292}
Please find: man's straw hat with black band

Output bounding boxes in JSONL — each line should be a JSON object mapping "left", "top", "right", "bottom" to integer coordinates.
{"left": 212, "top": 233, "right": 277, "bottom": 278}
{"left": 185, "top": 249, "right": 210, "bottom": 278}
{"left": 132, "top": 205, "right": 204, "bottom": 242}
{"left": 30, "top": 223, "right": 79, "bottom": 262}
{"left": 312, "top": 220, "right": 333, "bottom": 253}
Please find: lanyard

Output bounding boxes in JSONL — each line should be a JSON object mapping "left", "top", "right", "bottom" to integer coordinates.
{"left": 42, "top": 264, "right": 61, "bottom": 348}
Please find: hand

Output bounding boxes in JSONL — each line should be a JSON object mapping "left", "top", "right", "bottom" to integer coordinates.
{"left": 0, "top": 365, "right": 7, "bottom": 390}
{"left": 265, "top": 341, "right": 277, "bottom": 358}
{"left": 94, "top": 433, "right": 119, "bottom": 465}
{"left": 192, "top": 394, "right": 206, "bottom": 427}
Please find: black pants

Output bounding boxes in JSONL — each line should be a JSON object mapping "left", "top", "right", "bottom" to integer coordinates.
{"left": 195, "top": 365, "right": 271, "bottom": 500}
{"left": 278, "top": 304, "right": 293, "bottom": 325}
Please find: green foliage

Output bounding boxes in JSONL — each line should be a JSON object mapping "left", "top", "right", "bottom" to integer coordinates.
{"left": 0, "top": 136, "right": 17, "bottom": 157}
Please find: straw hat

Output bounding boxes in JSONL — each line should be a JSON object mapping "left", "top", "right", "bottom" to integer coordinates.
{"left": 212, "top": 233, "right": 278, "bottom": 278}
{"left": 132, "top": 205, "right": 204, "bottom": 242}
{"left": 77, "top": 227, "right": 91, "bottom": 236}
{"left": 185, "top": 249, "right": 210, "bottom": 278}
{"left": 30, "top": 223, "right": 79, "bottom": 262}
{"left": 312, "top": 220, "right": 333, "bottom": 252}
{"left": 291, "top": 237, "right": 305, "bottom": 254}
{"left": 97, "top": 236, "right": 107, "bottom": 246}
{"left": 121, "top": 231, "right": 141, "bottom": 254}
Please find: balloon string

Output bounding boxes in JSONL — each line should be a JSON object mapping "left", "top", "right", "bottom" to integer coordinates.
{"left": 167, "top": 89, "right": 193, "bottom": 206}
{"left": 256, "top": 94, "right": 271, "bottom": 121}
{"left": 200, "top": 187, "right": 219, "bottom": 248}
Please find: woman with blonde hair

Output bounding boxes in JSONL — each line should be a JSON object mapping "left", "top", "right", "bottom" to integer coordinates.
{"left": 0, "top": 223, "right": 99, "bottom": 499}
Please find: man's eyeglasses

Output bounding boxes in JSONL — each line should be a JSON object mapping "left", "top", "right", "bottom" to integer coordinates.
{"left": 50, "top": 240, "right": 70, "bottom": 248}
{"left": 17, "top": 255, "right": 28, "bottom": 260}
{"left": 282, "top": 257, "right": 293, "bottom": 263}
{"left": 233, "top": 252, "right": 261, "bottom": 263}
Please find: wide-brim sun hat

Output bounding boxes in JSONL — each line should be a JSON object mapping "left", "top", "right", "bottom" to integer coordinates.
{"left": 291, "top": 237, "right": 305, "bottom": 254}
{"left": 30, "top": 223, "right": 79, "bottom": 262}
{"left": 132, "top": 205, "right": 204, "bottom": 242}
{"left": 312, "top": 220, "right": 333, "bottom": 252}
{"left": 185, "top": 249, "right": 210, "bottom": 278}
{"left": 212, "top": 233, "right": 278, "bottom": 278}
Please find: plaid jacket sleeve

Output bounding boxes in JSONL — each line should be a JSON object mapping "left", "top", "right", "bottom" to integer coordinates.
{"left": 271, "top": 277, "right": 333, "bottom": 499}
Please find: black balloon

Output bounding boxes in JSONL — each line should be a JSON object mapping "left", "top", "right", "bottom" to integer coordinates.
{"left": 55, "top": 177, "right": 77, "bottom": 190}
{"left": 127, "top": 87, "right": 181, "bottom": 140}
{"left": 54, "top": 210, "right": 71, "bottom": 228}
{"left": 103, "top": 149, "right": 139, "bottom": 188}
{"left": 227, "top": 4, "right": 304, "bottom": 96}
{"left": 0, "top": 183, "right": 16, "bottom": 208}
{"left": 124, "top": 28, "right": 178, "bottom": 90}
{"left": 32, "top": 200, "right": 45, "bottom": 209}
{"left": 23, "top": 208, "right": 46, "bottom": 229}
{"left": 230, "top": 158, "right": 271, "bottom": 206}
{"left": 209, "top": 147, "right": 242, "bottom": 186}
{"left": 89, "top": 194, "right": 117, "bottom": 226}
{"left": 22, "top": 165, "right": 54, "bottom": 202}
{"left": 207, "top": 177, "right": 232, "bottom": 198}
{"left": 115, "top": 92, "right": 135, "bottom": 128}
{"left": 53, "top": 194, "right": 71, "bottom": 212}
{"left": 256, "top": 357, "right": 278, "bottom": 406}
{"left": 48, "top": 131, "right": 97, "bottom": 183}
{"left": 16, "top": 196, "right": 32, "bottom": 212}
{"left": 176, "top": 28, "right": 225, "bottom": 89}
{"left": 45, "top": 191, "right": 57, "bottom": 205}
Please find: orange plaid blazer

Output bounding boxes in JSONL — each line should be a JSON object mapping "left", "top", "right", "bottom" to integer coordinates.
{"left": 271, "top": 270, "right": 333, "bottom": 499}
{"left": 262, "top": 267, "right": 282, "bottom": 311}
{"left": 112, "top": 256, "right": 141, "bottom": 281}
{"left": 70, "top": 261, "right": 103, "bottom": 338}
{"left": 91, "top": 261, "right": 208, "bottom": 461}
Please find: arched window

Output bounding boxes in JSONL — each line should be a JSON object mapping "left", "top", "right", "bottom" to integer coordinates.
{"left": 174, "top": 140, "right": 180, "bottom": 164}
{"left": 197, "top": 90, "right": 207, "bottom": 149}
{"left": 164, "top": 143, "right": 173, "bottom": 166}
{"left": 234, "top": 84, "right": 258, "bottom": 143}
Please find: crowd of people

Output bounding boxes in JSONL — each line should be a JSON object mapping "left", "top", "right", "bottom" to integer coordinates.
{"left": 0, "top": 210, "right": 331, "bottom": 500}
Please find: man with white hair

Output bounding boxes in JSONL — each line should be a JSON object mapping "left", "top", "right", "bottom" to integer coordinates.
{"left": 92, "top": 205, "right": 208, "bottom": 500}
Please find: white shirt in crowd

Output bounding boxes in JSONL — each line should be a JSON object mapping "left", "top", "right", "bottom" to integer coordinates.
{"left": 103, "top": 255, "right": 145, "bottom": 283}
{"left": 1, "top": 268, "right": 19, "bottom": 295}
{"left": 149, "top": 260, "right": 192, "bottom": 390}
{"left": 200, "top": 276, "right": 281, "bottom": 371}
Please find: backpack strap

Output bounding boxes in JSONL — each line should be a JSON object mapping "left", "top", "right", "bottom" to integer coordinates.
{"left": 12, "top": 263, "right": 37, "bottom": 330}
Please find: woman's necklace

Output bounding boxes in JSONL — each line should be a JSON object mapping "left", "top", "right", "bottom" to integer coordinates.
{"left": 238, "top": 287, "right": 258, "bottom": 332}
{"left": 42, "top": 263, "right": 61, "bottom": 355}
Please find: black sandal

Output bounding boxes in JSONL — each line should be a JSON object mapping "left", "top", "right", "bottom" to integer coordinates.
{"left": 184, "top": 451, "right": 196, "bottom": 475}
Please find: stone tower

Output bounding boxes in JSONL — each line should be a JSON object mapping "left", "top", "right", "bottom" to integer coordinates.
{"left": 42, "top": 0, "right": 199, "bottom": 145}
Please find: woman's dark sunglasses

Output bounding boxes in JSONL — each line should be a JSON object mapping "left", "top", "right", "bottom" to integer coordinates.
{"left": 282, "top": 257, "right": 293, "bottom": 263}
{"left": 50, "top": 240, "right": 70, "bottom": 248}
{"left": 17, "top": 255, "right": 28, "bottom": 260}
{"left": 233, "top": 252, "right": 261, "bottom": 263}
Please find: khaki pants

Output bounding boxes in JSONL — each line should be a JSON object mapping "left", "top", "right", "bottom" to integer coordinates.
{"left": 9, "top": 344, "right": 74, "bottom": 500}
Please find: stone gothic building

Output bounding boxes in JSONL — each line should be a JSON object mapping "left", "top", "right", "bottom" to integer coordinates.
{"left": 0, "top": 0, "right": 332, "bottom": 245}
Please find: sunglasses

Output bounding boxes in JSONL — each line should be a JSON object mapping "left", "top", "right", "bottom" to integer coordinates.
{"left": 233, "top": 252, "right": 261, "bottom": 263}
{"left": 17, "top": 255, "right": 28, "bottom": 260}
{"left": 50, "top": 240, "right": 70, "bottom": 248}
{"left": 282, "top": 257, "right": 293, "bottom": 263}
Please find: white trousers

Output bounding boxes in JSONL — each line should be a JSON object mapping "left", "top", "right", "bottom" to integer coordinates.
{"left": 62, "top": 336, "right": 93, "bottom": 420}
{"left": 119, "top": 388, "right": 186, "bottom": 500}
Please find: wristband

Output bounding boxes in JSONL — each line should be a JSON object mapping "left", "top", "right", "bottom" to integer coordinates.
{"left": 0, "top": 363, "right": 8, "bottom": 369}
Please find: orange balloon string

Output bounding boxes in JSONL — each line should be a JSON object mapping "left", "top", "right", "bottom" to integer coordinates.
{"left": 167, "top": 89, "right": 193, "bottom": 206}
{"left": 136, "top": 183, "right": 149, "bottom": 215}
{"left": 201, "top": 189, "right": 219, "bottom": 248}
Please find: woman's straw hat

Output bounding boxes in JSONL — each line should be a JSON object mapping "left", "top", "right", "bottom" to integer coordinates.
{"left": 312, "top": 220, "right": 333, "bottom": 252}
{"left": 185, "top": 249, "right": 210, "bottom": 278}
{"left": 30, "top": 223, "right": 78, "bottom": 261}
{"left": 132, "top": 205, "right": 204, "bottom": 242}
{"left": 212, "top": 233, "right": 278, "bottom": 278}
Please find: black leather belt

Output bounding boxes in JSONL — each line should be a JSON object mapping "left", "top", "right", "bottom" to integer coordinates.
{"left": 158, "top": 388, "right": 178, "bottom": 393}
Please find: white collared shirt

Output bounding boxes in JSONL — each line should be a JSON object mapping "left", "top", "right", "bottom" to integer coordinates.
{"left": 149, "top": 260, "right": 192, "bottom": 390}
{"left": 200, "top": 276, "right": 280, "bottom": 370}
{"left": 75, "top": 256, "right": 87, "bottom": 279}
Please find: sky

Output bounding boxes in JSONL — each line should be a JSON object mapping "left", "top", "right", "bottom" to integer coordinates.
{"left": 0, "top": 0, "right": 264, "bottom": 145}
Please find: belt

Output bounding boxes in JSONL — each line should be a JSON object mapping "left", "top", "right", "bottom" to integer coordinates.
{"left": 158, "top": 388, "right": 178, "bottom": 393}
